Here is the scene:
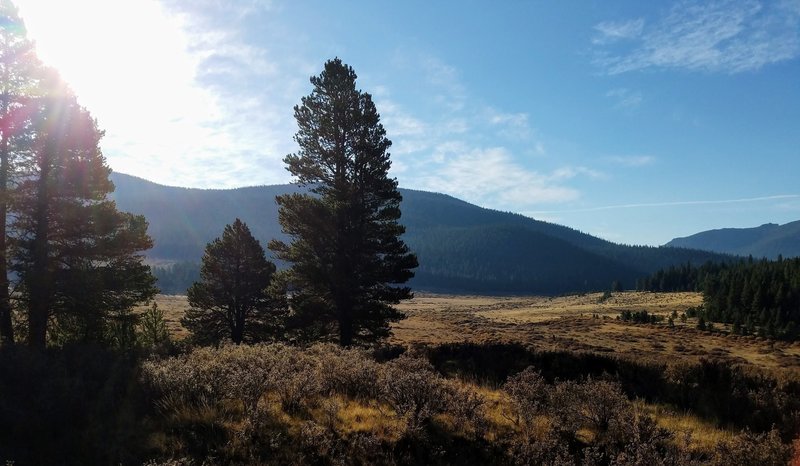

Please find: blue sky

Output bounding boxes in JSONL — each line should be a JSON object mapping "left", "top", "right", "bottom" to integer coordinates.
{"left": 14, "top": 0, "right": 800, "bottom": 245}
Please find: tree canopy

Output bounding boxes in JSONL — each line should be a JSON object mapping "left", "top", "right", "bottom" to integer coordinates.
{"left": 183, "top": 218, "right": 284, "bottom": 345}
{"left": 11, "top": 73, "right": 156, "bottom": 348}
{"left": 270, "top": 58, "right": 417, "bottom": 346}
{"left": 0, "top": 7, "right": 157, "bottom": 348}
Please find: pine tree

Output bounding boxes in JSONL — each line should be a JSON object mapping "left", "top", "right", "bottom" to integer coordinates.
{"left": 270, "top": 58, "right": 417, "bottom": 346}
{"left": 0, "top": 1, "right": 39, "bottom": 345}
{"left": 183, "top": 219, "right": 284, "bottom": 344}
{"left": 12, "top": 73, "right": 156, "bottom": 349}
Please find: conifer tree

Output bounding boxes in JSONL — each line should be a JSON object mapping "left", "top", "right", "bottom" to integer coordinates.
{"left": 183, "top": 219, "right": 284, "bottom": 344}
{"left": 0, "top": 1, "right": 39, "bottom": 345}
{"left": 270, "top": 58, "right": 417, "bottom": 346}
{"left": 12, "top": 73, "right": 156, "bottom": 349}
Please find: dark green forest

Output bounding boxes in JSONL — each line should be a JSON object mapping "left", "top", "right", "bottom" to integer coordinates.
{"left": 117, "top": 174, "right": 732, "bottom": 295}
{"left": 639, "top": 258, "right": 800, "bottom": 339}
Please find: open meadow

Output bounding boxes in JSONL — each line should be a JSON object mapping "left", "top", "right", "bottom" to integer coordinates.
{"left": 148, "top": 291, "right": 800, "bottom": 375}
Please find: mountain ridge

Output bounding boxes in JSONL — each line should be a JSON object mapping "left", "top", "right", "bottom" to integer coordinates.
{"left": 109, "top": 172, "right": 729, "bottom": 294}
{"left": 665, "top": 221, "right": 800, "bottom": 259}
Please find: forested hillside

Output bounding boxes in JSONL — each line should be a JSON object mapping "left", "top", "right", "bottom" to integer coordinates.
{"left": 638, "top": 258, "right": 800, "bottom": 339}
{"left": 111, "top": 172, "right": 730, "bottom": 295}
{"left": 666, "top": 221, "right": 800, "bottom": 259}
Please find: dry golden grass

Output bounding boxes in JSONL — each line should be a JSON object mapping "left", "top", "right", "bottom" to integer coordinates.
{"left": 392, "top": 291, "right": 800, "bottom": 374}
{"left": 146, "top": 291, "right": 800, "bottom": 374}
{"left": 637, "top": 401, "right": 737, "bottom": 455}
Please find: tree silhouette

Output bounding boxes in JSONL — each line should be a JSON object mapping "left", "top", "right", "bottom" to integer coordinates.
{"left": 270, "top": 58, "right": 417, "bottom": 346}
{"left": 0, "top": 1, "right": 39, "bottom": 345}
{"left": 12, "top": 73, "right": 156, "bottom": 349}
{"left": 183, "top": 219, "right": 284, "bottom": 344}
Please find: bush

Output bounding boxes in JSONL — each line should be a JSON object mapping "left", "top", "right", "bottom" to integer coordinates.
{"left": 549, "top": 377, "right": 632, "bottom": 438}
{"left": 308, "top": 343, "right": 381, "bottom": 400}
{"left": 711, "top": 428, "right": 790, "bottom": 466}
{"left": 380, "top": 353, "right": 450, "bottom": 433}
{"left": 502, "top": 366, "right": 547, "bottom": 434}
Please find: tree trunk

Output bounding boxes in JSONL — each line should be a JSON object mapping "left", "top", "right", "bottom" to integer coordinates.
{"left": 27, "top": 146, "right": 51, "bottom": 350}
{"left": 337, "top": 295, "right": 353, "bottom": 347}
{"left": 231, "top": 310, "right": 244, "bottom": 344}
{"left": 0, "top": 92, "right": 13, "bottom": 345}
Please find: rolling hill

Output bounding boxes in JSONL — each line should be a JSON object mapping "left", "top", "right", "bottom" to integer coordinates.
{"left": 109, "top": 172, "right": 729, "bottom": 294}
{"left": 666, "top": 221, "right": 800, "bottom": 259}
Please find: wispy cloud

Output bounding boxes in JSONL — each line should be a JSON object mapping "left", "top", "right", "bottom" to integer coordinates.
{"left": 593, "top": 18, "right": 645, "bottom": 45}
{"left": 486, "top": 109, "right": 532, "bottom": 140}
{"left": 606, "top": 155, "right": 657, "bottom": 167}
{"left": 374, "top": 53, "right": 582, "bottom": 209}
{"left": 594, "top": 0, "right": 800, "bottom": 74}
{"left": 413, "top": 144, "right": 581, "bottom": 208}
{"left": 529, "top": 194, "right": 800, "bottom": 214}
{"left": 605, "top": 88, "right": 643, "bottom": 110}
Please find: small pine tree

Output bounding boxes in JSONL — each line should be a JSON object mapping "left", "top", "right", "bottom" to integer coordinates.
{"left": 183, "top": 219, "right": 285, "bottom": 345}
{"left": 138, "top": 302, "right": 170, "bottom": 351}
{"left": 697, "top": 316, "right": 707, "bottom": 331}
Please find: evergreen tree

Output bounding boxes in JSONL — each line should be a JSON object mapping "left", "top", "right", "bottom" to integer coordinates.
{"left": 0, "top": 1, "right": 39, "bottom": 345}
{"left": 11, "top": 73, "right": 156, "bottom": 349}
{"left": 183, "top": 219, "right": 284, "bottom": 344}
{"left": 270, "top": 58, "right": 417, "bottom": 346}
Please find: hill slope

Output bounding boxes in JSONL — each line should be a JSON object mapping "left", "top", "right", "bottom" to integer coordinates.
{"left": 110, "top": 172, "right": 728, "bottom": 294}
{"left": 666, "top": 221, "right": 800, "bottom": 259}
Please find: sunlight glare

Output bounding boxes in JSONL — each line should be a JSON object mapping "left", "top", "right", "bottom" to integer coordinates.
{"left": 14, "top": 0, "right": 222, "bottom": 176}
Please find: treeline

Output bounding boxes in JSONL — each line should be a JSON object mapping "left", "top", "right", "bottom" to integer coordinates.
{"left": 638, "top": 257, "right": 800, "bottom": 339}
{"left": 704, "top": 257, "right": 800, "bottom": 339}
{"left": 152, "top": 261, "right": 200, "bottom": 295}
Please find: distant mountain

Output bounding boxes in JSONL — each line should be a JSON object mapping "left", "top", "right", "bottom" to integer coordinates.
{"left": 665, "top": 221, "right": 800, "bottom": 259}
{"left": 110, "top": 172, "right": 729, "bottom": 295}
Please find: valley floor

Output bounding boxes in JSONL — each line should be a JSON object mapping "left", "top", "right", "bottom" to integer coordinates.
{"left": 149, "top": 291, "right": 800, "bottom": 374}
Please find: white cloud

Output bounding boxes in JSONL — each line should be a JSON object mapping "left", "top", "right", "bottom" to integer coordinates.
{"left": 486, "top": 109, "right": 532, "bottom": 140}
{"left": 411, "top": 144, "right": 581, "bottom": 209}
{"left": 594, "top": 0, "right": 800, "bottom": 74}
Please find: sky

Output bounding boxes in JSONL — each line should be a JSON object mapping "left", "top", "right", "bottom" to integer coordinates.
{"left": 12, "top": 0, "right": 800, "bottom": 246}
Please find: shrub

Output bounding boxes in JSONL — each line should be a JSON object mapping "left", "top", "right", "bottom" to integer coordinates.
{"left": 711, "top": 427, "right": 790, "bottom": 466}
{"left": 270, "top": 345, "right": 323, "bottom": 413}
{"left": 380, "top": 353, "right": 449, "bottom": 433}
{"left": 308, "top": 343, "right": 381, "bottom": 400}
{"left": 549, "top": 377, "right": 631, "bottom": 439}
{"left": 444, "top": 380, "right": 488, "bottom": 439}
{"left": 502, "top": 366, "right": 548, "bottom": 434}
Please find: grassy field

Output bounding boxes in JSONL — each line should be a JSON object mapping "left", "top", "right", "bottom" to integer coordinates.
{"left": 133, "top": 291, "right": 800, "bottom": 462}
{"left": 146, "top": 290, "right": 800, "bottom": 374}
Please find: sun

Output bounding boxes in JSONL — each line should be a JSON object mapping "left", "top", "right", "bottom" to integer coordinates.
{"left": 16, "top": 1, "right": 187, "bottom": 103}
{"left": 12, "top": 0, "right": 223, "bottom": 181}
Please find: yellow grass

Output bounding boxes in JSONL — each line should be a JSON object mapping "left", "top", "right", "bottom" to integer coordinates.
{"left": 638, "top": 401, "right": 736, "bottom": 455}
{"left": 145, "top": 290, "right": 800, "bottom": 374}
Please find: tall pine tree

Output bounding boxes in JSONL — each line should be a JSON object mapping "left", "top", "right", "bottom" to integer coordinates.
{"left": 12, "top": 73, "right": 156, "bottom": 349}
{"left": 0, "top": 1, "right": 38, "bottom": 345}
{"left": 270, "top": 58, "right": 417, "bottom": 346}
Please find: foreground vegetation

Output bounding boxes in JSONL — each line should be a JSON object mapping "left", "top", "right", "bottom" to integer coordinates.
{"left": 1, "top": 340, "right": 799, "bottom": 465}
